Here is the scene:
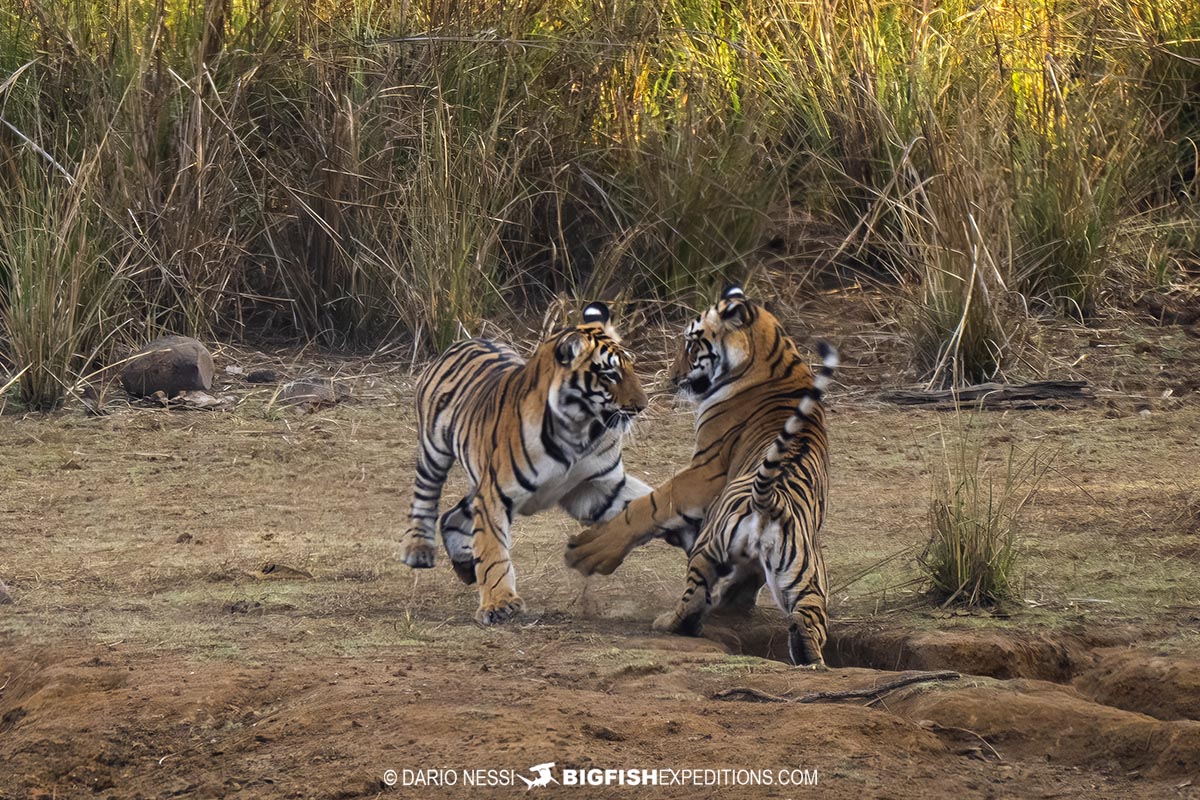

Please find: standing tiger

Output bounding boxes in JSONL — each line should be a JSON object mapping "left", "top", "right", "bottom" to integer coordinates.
{"left": 400, "top": 302, "right": 652, "bottom": 625}
{"left": 566, "top": 286, "right": 837, "bottom": 666}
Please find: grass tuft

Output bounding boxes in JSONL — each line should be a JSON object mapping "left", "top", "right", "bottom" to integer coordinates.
{"left": 920, "top": 417, "right": 1049, "bottom": 608}
{"left": 0, "top": 159, "right": 128, "bottom": 410}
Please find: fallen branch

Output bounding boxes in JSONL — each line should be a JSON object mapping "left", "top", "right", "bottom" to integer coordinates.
{"left": 880, "top": 381, "right": 1093, "bottom": 410}
{"left": 713, "top": 670, "right": 961, "bottom": 704}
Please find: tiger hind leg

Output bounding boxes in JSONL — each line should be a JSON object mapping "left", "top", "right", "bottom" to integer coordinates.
{"left": 713, "top": 567, "right": 765, "bottom": 615}
{"left": 765, "top": 523, "right": 829, "bottom": 668}
{"left": 400, "top": 440, "right": 453, "bottom": 569}
{"left": 785, "top": 597, "right": 829, "bottom": 669}
{"left": 440, "top": 494, "right": 477, "bottom": 585}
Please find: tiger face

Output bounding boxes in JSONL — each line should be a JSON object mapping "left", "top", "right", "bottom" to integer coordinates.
{"left": 670, "top": 285, "right": 765, "bottom": 399}
{"left": 548, "top": 303, "right": 647, "bottom": 433}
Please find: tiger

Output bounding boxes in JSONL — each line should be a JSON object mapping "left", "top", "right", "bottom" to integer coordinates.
{"left": 565, "top": 285, "right": 838, "bottom": 666}
{"left": 399, "top": 302, "right": 652, "bottom": 625}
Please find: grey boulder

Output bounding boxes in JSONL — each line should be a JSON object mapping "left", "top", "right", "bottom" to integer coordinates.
{"left": 121, "top": 335, "right": 214, "bottom": 398}
{"left": 276, "top": 377, "right": 350, "bottom": 407}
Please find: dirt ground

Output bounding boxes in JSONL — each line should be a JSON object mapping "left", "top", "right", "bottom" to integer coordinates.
{"left": 2, "top": 295, "right": 1199, "bottom": 799}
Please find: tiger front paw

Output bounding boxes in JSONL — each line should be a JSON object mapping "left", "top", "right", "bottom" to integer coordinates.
{"left": 475, "top": 592, "right": 525, "bottom": 625}
{"left": 564, "top": 527, "right": 632, "bottom": 576}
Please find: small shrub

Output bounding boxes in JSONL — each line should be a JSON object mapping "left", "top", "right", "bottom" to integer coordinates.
{"left": 920, "top": 417, "right": 1049, "bottom": 608}
{"left": 1010, "top": 128, "right": 1128, "bottom": 319}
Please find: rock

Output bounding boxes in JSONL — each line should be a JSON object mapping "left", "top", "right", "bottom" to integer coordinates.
{"left": 120, "top": 336, "right": 214, "bottom": 398}
{"left": 224, "top": 599, "right": 264, "bottom": 615}
{"left": 77, "top": 382, "right": 107, "bottom": 416}
{"left": 148, "top": 389, "right": 235, "bottom": 411}
{"left": 174, "top": 390, "right": 238, "bottom": 411}
{"left": 246, "top": 368, "right": 280, "bottom": 384}
{"left": 276, "top": 377, "right": 349, "bottom": 407}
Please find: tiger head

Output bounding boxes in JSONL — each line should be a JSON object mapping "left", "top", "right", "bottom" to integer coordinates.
{"left": 544, "top": 302, "right": 647, "bottom": 434}
{"left": 670, "top": 284, "right": 784, "bottom": 400}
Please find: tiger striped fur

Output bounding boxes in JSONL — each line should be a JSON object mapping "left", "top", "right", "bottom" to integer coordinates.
{"left": 400, "top": 302, "right": 652, "bottom": 625}
{"left": 566, "top": 286, "right": 838, "bottom": 666}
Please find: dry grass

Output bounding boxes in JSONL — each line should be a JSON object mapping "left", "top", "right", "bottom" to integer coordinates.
{"left": 920, "top": 415, "right": 1050, "bottom": 608}
{"left": 0, "top": 157, "right": 132, "bottom": 410}
{"left": 0, "top": 0, "right": 1198, "bottom": 398}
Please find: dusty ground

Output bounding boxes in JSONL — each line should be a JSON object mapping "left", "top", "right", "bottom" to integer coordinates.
{"left": 2, "top": 296, "right": 1199, "bottom": 799}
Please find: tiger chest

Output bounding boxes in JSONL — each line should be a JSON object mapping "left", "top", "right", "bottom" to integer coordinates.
{"left": 514, "top": 452, "right": 612, "bottom": 517}
{"left": 511, "top": 461, "right": 576, "bottom": 515}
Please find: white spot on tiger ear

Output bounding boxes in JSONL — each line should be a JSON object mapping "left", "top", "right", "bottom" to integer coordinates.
{"left": 582, "top": 302, "right": 610, "bottom": 324}
{"left": 722, "top": 285, "right": 745, "bottom": 301}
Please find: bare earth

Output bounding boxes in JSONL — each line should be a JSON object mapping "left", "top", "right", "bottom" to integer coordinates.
{"left": 2, "top": 300, "right": 1199, "bottom": 799}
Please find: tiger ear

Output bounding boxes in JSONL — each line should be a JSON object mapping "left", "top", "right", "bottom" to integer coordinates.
{"left": 555, "top": 331, "right": 587, "bottom": 366}
{"left": 718, "top": 285, "right": 751, "bottom": 327}
{"left": 581, "top": 302, "right": 610, "bottom": 324}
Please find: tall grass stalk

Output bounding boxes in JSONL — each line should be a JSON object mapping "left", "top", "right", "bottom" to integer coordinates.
{"left": 402, "top": 80, "right": 531, "bottom": 352}
{"left": 0, "top": 0, "right": 1196, "bottom": 373}
{"left": 0, "top": 162, "right": 128, "bottom": 410}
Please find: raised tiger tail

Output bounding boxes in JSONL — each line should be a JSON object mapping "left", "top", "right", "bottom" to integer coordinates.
{"left": 750, "top": 342, "right": 838, "bottom": 514}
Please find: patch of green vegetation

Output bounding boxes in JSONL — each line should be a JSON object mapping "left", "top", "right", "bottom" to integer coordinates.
{"left": 584, "top": 647, "right": 671, "bottom": 676}
{"left": 186, "top": 643, "right": 245, "bottom": 662}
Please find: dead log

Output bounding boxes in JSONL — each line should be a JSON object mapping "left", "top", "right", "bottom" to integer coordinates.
{"left": 880, "top": 381, "right": 1093, "bottom": 410}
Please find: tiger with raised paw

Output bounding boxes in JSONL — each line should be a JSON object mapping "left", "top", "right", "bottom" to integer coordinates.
{"left": 400, "top": 302, "right": 651, "bottom": 625}
{"left": 565, "top": 286, "right": 837, "bottom": 666}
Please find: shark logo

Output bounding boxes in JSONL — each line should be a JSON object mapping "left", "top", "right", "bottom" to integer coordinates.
{"left": 518, "top": 762, "right": 558, "bottom": 790}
